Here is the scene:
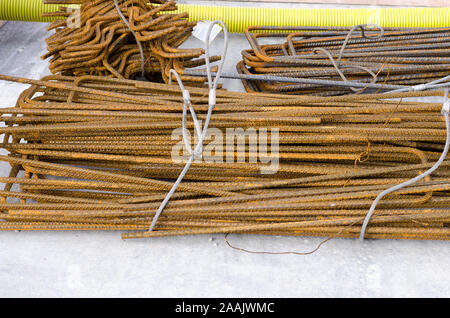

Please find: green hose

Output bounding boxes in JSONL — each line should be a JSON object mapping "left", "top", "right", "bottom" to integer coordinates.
{"left": 0, "top": 0, "right": 449, "bottom": 32}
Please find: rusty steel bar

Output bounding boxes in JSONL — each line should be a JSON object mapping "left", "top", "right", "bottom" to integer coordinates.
{"left": 0, "top": 73, "right": 447, "bottom": 241}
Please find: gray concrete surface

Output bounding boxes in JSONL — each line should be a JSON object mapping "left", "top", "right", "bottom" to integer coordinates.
{"left": 0, "top": 21, "right": 449, "bottom": 298}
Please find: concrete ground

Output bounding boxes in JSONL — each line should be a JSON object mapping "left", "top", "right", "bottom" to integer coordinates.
{"left": 0, "top": 19, "right": 449, "bottom": 298}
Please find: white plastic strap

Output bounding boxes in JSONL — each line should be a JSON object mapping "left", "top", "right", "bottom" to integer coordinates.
{"left": 412, "top": 84, "right": 427, "bottom": 91}
{"left": 193, "top": 21, "right": 222, "bottom": 44}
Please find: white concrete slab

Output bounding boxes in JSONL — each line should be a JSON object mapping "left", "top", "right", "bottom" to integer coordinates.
{"left": 0, "top": 21, "right": 448, "bottom": 298}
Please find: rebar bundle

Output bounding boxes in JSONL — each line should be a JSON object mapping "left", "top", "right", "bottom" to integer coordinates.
{"left": 0, "top": 74, "right": 448, "bottom": 240}
{"left": 42, "top": 0, "right": 216, "bottom": 84}
{"left": 238, "top": 26, "right": 450, "bottom": 96}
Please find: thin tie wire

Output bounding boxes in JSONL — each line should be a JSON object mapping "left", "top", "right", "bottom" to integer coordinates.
{"left": 113, "top": 0, "right": 146, "bottom": 78}
{"left": 313, "top": 47, "right": 378, "bottom": 94}
{"left": 313, "top": 24, "right": 383, "bottom": 93}
{"left": 360, "top": 88, "right": 450, "bottom": 241}
{"left": 147, "top": 20, "right": 229, "bottom": 232}
{"left": 337, "top": 24, "right": 384, "bottom": 65}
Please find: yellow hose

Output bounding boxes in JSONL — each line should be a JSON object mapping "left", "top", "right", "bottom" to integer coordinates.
{"left": 0, "top": 1, "right": 449, "bottom": 31}
{"left": 178, "top": 5, "right": 450, "bottom": 31}
{"left": 0, "top": 0, "right": 77, "bottom": 23}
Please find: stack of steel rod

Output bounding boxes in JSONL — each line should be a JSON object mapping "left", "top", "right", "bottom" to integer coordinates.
{"left": 42, "top": 0, "right": 217, "bottom": 85}
{"left": 238, "top": 26, "right": 450, "bottom": 96}
{"left": 0, "top": 74, "right": 448, "bottom": 239}
{"left": 0, "top": 74, "right": 448, "bottom": 240}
